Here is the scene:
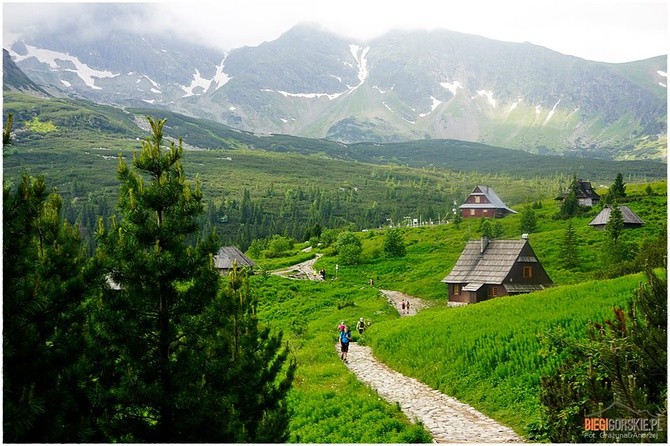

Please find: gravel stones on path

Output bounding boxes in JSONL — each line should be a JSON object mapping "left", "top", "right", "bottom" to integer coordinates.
{"left": 340, "top": 343, "right": 523, "bottom": 443}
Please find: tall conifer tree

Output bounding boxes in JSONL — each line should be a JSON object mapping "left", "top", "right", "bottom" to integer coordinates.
{"left": 90, "top": 117, "right": 294, "bottom": 442}
{"left": 3, "top": 175, "right": 95, "bottom": 442}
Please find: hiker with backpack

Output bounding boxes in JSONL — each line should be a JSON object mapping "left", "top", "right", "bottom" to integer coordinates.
{"left": 339, "top": 325, "right": 352, "bottom": 362}
{"left": 356, "top": 317, "right": 366, "bottom": 334}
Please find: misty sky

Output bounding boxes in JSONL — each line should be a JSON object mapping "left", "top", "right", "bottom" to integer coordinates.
{"left": 2, "top": 0, "right": 668, "bottom": 63}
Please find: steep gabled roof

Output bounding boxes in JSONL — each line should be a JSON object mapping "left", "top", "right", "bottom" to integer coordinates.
{"left": 556, "top": 179, "right": 601, "bottom": 200}
{"left": 459, "top": 186, "right": 517, "bottom": 214}
{"left": 441, "top": 240, "right": 528, "bottom": 284}
{"left": 214, "top": 246, "right": 256, "bottom": 270}
{"left": 589, "top": 205, "right": 644, "bottom": 227}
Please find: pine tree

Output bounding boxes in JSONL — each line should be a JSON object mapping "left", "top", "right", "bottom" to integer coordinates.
{"left": 605, "top": 203, "right": 625, "bottom": 243}
{"left": 608, "top": 172, "right": 627, "bottom": 202}
{"left": 520, "top": 206, "right": 537, "bottom": 234}
{"left": 3, "top": 175, "right": 97, "bottom": 442}
{"left": 90, "top": 117, "right": 294, "bottom": 442}
{"left": 559, "top": 220, "right": 580, "bottom": 269}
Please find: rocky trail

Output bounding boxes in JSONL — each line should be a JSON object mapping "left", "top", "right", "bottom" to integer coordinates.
{"left": 270, "top": 253, "right": 323, "bottom": 281}
{"left": 274, "top": 256, "right": 522, "bottom": 442}
{"left": 338, "top": 342, "right": 522, "bottom": 443}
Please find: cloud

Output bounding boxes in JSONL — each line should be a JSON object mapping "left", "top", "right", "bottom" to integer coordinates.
{"left": 2, "top": 1, "right": 668, "bottom": 62}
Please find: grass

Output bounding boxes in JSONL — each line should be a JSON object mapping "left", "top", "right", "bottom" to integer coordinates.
{"left": 365, "top": 273, "right": 648, "bottom": 436}
{"left": 252, "top": 276, "right": 432, "bottom": 443}
{"left": 249, "top": 183, "right": 666, "bottom": 441}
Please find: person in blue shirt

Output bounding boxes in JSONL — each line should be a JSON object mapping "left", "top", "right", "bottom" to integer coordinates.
{"left": 339, "top": 326, "right": 351, "bottom": 362}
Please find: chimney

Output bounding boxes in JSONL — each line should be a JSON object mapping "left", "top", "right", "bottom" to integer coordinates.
{"left": 480, "top": 236, "right": 489, "bottom": 254}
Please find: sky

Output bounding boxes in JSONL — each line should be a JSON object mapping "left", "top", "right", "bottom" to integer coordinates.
{"left": 2, "top": 0, "right": 669, "bottom": 63}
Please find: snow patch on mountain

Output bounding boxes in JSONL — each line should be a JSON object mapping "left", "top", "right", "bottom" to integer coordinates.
{"left": 419, "top": 96, "right": 442, "bottom": 117}
{"left": 181, "top": 69, "right": 213, "bottom": 97}
{"left": 212, "top": 58, "right": 230, "bottom": 90}
{"left": 143, "top": 75, "right": 161, "bottom": 93}
{"left": 262, "top": 89, "right": 346, "bottom": 100}
{"left": 509, "top": 98, "right": 522, "bottom": 112}
{"left": 373, "top": 85, "right": 387, "bottom": 94}
{"left": 440, "top": 81, "right": 463, "bottom": 95}
{"left": 349, "top": 44, "right": 370, "bottom": 88}
{"left": 61, "top": 80, "right": 71, "bottom": 87}
{"left": 544, "top": 99, "right": 561, "bottom": 125}
{"left": 657, "top": 70, "right": 667, "bottom": 77}
{"left": 475, "top": 90, "right": 496, "bottom": 108}
{"left": 11, "top": 44, "right": 118, "bottom": 90}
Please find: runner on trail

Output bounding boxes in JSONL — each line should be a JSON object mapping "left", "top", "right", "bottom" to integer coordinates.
{"left": 406, "top": 300, "right": 411, "bottom": 314}
{"left": 400, "top": 299, "right": 406, "bottom": 314}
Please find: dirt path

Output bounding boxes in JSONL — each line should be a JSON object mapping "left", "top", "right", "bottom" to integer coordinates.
{"left": 338, "top": 343, "right": 522, "bottom": 443}
{"left": 380, "top": 289, "right": 430, "bottom": 316}
{"left": 271, "top": 254, "right": 323, "bottom": 281}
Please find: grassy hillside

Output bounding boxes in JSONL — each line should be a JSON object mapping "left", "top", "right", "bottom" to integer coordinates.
{"left": 365, "top": 273, "right": 650, "bottom": 435}
{"left": 5, "top": 92, "right": 665, "bottom": 252}
{"left": 249, "top": 182, "right": 665, "bottom": 440}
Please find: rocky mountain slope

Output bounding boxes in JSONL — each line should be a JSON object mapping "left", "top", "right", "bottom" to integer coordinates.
{"left": 5, "top": 19, "right": 667, "bottom": 160}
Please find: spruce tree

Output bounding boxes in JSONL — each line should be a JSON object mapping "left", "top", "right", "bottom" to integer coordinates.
{"left": 520, "top": 206, "right": 537, "bottom": 233}
{"left": 559, "top": 219, "right": 580, "bottom": 270}
{"left": 3, "top": 175, "right": 96, "bottom": 442}
{"left": 608, "top": 172, "right": 627, "bottom": 202}
{"left": 90, "top": 117, "right": 294, "bottom": 442}
{"left": 605, "top": 203, "right": 625, "bottom": 243}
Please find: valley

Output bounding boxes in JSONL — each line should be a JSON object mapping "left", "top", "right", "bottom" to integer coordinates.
{"left": 3, "top": 34, "right": 667, "bottom": 443}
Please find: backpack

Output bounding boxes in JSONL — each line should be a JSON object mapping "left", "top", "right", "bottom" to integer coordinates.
{"left": 340, "top": 331, "right": 350, "bottom": 344}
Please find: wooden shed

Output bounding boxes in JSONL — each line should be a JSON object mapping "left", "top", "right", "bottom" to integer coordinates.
{"left": 459, "top": 185, "right": 517, "bottom": 219}
{"left": 441, "top": 237, "right": 553, "bottom": 304}
{"left": 214, "top": 246, "right": 256, "bottom": 275}
{"left": 588, "top": 205, "right": 644, "bottom": 230}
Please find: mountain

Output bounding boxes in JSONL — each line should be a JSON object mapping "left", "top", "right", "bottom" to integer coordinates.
{"left": 5, "top": 21, "right": 667, "bottom": 161}
{"left": 3, "top": 49, "right": 50, "bottom": 96}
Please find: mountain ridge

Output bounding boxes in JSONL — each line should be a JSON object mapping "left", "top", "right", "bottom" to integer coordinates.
{"left": 5, "top": 21, "right": 667, "bottom": 161}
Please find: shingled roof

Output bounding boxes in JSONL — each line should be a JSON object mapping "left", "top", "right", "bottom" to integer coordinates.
{"left": 214, "top": 246, "right": 256, "bottom": 270}
{"left": 589, "top": 205, "right": 644, "bottom": 227}
{"left": 459, "top": 186, "right": 517, "bottom": 214}
{"left": 441, "top": 239, "right": 532, "bottom": 284}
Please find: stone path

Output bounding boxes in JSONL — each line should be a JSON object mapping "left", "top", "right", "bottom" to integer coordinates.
{"left": 273, "top": 258, "right": 522, "bottom": 442}
{"left": 271, "top": 254, "right": 323, "bottom": 281}
{"left": 338, "top": 343, "right": 523, "bottom": 443}
{"left": 380, "top": 289, "right": 430, "bottom": 316}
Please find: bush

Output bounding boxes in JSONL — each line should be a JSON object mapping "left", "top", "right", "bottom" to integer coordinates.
{"left": 336, "top": 231, "right": 362, "bottom": 265}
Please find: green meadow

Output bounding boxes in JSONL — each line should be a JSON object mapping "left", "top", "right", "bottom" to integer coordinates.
{"left": 250, "top": 181, "right": 666, "bottom": 440}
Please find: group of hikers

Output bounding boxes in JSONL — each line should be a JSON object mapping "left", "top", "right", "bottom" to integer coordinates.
{"left": 338, "top": 298, "right": 413, "bottom": 361}
{"left": 337, "top": 318, "right": 367, "bottom": 362}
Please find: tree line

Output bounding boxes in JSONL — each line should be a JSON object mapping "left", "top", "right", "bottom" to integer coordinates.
{"left": 3, "top": 118, "right": 295, "bottom": 442}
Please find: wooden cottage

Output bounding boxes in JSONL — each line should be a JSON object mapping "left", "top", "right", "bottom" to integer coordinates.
{"left": 555, "top": 179, "right": 601, "bottom": 207}
{"left": 441, "top": 237, "right": 553, "bottom": 304}
{"left": 459, "top": 186, "right": 517, "bottom": 219}
{"left": 214, "top": 246, "right": 256, "bottom": 275}
{"left": 589, "top": 205, "right": 644, "bottom": 230}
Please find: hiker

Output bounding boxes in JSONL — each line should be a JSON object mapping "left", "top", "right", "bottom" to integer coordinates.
{"left": 340, "top": 326, "right": 351, "bottom": 362}
{"left": 356, "top": 317, "right": 366, "bottom": 334}
{"left": 321, "top": 269, "right": 326, "bottom": 280}
{"left": 406, "top": 300, "right": 411, "bottom": 314}
{"left": 338, "top": 320, "right": 345, "bottom": 332}
{"left": 400, "top": 299, "right": 406, "bottom": 314}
